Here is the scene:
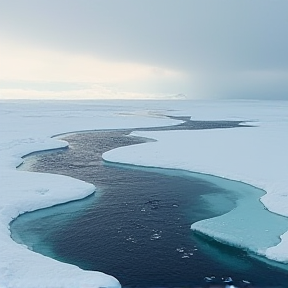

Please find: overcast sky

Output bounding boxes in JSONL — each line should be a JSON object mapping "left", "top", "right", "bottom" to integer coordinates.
{"left": 0, "top": 0, "right": 288, "bottom": 100}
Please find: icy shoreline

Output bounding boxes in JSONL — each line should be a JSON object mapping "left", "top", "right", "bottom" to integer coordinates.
{"left": 1, "top": 100, "right": 288, "bottom": 287}
{"left": 102, "top": 101, "right": 288, "bottom": 264}
{"left": 103, "top": 126, "right": 288, "bottom": 264}
{"left": 0, "top": 100, "right": 179, "bottom": 288}
{"left": 102, "top": 157, "right": 288, "bottom": 262}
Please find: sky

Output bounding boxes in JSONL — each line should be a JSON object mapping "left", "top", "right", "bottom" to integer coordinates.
{"left": 0, "top": 0, "right": 288, "bottom": 100}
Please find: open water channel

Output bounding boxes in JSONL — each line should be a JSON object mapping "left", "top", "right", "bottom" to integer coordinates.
{"left": 11, "top": 118, "right": 288, "bottom": 287}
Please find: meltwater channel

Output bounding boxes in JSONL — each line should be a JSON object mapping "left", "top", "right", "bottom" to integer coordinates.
{"left": 11, "top": 119, "right": 288, "bottom": 288}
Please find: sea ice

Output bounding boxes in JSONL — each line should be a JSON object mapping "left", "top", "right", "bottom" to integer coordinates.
{"left": 1, "top": 99, "right": 288, "bottom": 288}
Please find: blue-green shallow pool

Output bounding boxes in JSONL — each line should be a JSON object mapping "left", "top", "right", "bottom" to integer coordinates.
{"left": 12, "top": 130, "right": 288, "bottom": 288}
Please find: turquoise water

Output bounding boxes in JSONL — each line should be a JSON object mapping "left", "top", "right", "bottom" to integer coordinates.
{"left": 12, "top": 129, "right": 288, "bottom": 287}
{"left": 188, "top": 172, "right": 288, "bottom": 254}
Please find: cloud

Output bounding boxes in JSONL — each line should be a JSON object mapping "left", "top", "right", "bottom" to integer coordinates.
{"left": 0, "top": 0, "right": 288, "bottom": 100}
{"left": 2, "top": 0, "right": 287, "bottom": 71}
{"left": 0, "top": 37, "right": 185, "bottom": 84}
{"left": 0, "top": 36, "right": 188, "bottom": 99}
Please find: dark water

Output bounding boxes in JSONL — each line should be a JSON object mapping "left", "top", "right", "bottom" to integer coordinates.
{"left": 11, "top": 121, "right": 288, "bottom": 288}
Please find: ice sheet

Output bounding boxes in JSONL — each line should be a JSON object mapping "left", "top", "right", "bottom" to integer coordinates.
{"left": 1, "top": 99, "right": 288, "bottom": 288}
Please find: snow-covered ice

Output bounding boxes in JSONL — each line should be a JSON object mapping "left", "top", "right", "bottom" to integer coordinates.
{"left": 1, "top": 99, "right": 288, "bottom": 287}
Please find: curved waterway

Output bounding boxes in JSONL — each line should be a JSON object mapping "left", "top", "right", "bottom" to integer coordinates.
{"left": 12, "top": 120, "right": 288, "bottom": 288}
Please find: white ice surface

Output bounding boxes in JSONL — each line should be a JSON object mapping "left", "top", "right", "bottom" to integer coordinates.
{"left": 1, "top": 100, "right": 288, "bottom": 288}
